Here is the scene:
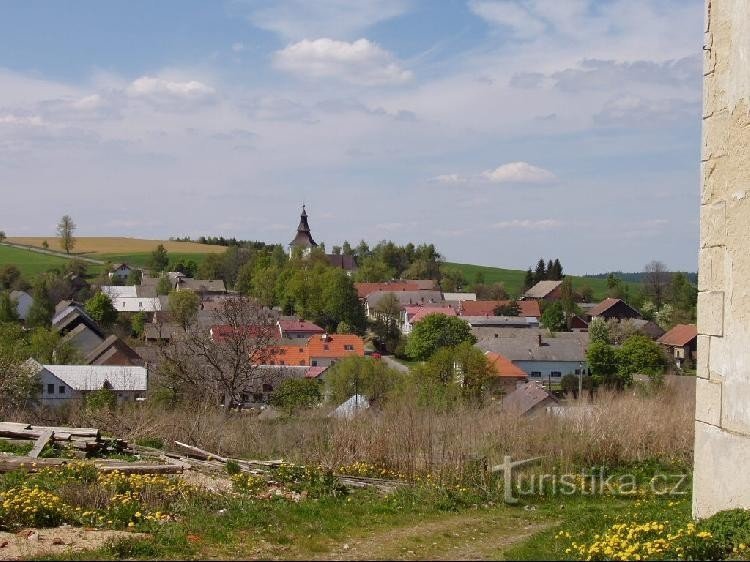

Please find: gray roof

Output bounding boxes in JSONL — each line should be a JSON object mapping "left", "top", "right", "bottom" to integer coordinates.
{"left": 503, "top": 382, "right": 558, "bottom": 416}
{"left": 476, "top": 329, "right": 589, "bottom": 362}
{"left": 330, "top": 394, "right": 370, "bottom": 419}
{"left": 9, "top": 290, "right": 31, "bottom": 301}
{"left": 367, "top": 290, "right": 444, "bottom": 309}
{"left": 462, "top": 316, "right": 538, "bottom": 327}
{"left": 38, "top": 364, "right": 147, "bottom": 392}
{"left": 523, "top": 280, "right": 563, "bottom": 299}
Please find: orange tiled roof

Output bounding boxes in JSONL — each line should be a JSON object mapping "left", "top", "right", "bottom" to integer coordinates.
{"left": 308, "top": 334, "right": 365, "bottom": 358}
{"left": 484, "top": 351, "right": 528, "bottom": 378}
{"left": 658, "top": 324, "right": 698, "bottom": 347}
{"left": 355, "top": 281, "right": 421, "bottom": 299}
{"left": 271, "top": 344, "right": 310, "bottom": 366}
{"left": 460, "top": 300, "right": 541, "bottom": 318}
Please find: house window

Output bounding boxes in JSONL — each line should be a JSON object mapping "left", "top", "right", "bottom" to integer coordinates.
{"left": 344, "top": 344, "right": 354, "bottom": 351}
{"left": 59, "top": 386, "right": 66, "bottom": 394}
{"left": 323, "top": 344, "right": 329, "bottom": 350}
{"left": 551, "top": 371, "right": 562, "bottom": 378}
{"left": 262, "top": 384, "right": 273, "bottom": 392}
{"left": 47, "top": 383, "right": 55, "bottom": 394}
{"left": 530, "top": 372, "right": 542, "bottom": 378}
{"left": 574, "top": 369, "right": 581, "bottom": 375}
{"left": 311, "top": 360, "right": 318, "bottom": 366}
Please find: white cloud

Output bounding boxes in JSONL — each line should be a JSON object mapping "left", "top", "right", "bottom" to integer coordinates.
{"left": 0, "top": 113, "right": 44, "bottom": 127}
{"left": 469, "top": 0, "right": 546, "bottom": 39}
{"left": 431, "top": 173, "right": 467, "bottom": 184}
{"left": 491, "top": 219, "right": 563, "bottom": 230}
{"left": 274, "top": 38, "right": 412, "bottom": 85}
{"left": 245, "top": 0, "right": 410, "bottom": 41}
{"left": 482, "top": 161, "right": 556, "bottom": 183}
{"left": 127, "top": 76, "right": 215, "bottom": 99}
{"left": 232, "top": 42, "right": 246, "bottom": 53}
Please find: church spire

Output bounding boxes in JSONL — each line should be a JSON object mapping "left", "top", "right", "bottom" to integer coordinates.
{"left": 289, "top": 204, "right": 317, "bottom": 252}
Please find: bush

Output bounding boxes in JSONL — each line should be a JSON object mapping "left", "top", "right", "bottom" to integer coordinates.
{"left": 700, "top": 509, "right": 750, "bottom": 555}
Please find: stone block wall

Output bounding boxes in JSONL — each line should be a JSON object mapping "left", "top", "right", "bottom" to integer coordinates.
{"left": 693, "top": 0, "right": 750, "bottom": 519}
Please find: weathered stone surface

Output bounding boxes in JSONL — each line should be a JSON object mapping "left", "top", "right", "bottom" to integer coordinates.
{"left": 698, "top": 247, "right": 726, "bottom": 292}
{"left": 694, "top": 421, "right": 750, "bottom": 519}
{"left": 697, "top": 291, "right": 724, "bottom": 336}
{"left": 695, "top": 378, "right": 722, "bottom": 426}
{"left": 696, "top": 335, "right": 710, "bottom": 378}
{"left": 699, "top": 202, "right": 726, "bottom": 248}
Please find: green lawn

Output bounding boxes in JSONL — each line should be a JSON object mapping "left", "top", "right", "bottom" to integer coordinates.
{"left": 0, "top": 244, "right": 75, "bottom": 277}
{"left": 443, "top": 262, "right": 641, "bottom": 301}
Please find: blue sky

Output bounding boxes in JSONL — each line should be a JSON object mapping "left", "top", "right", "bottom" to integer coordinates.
{"left": 0, "top": 0, "right": 703, "bottom": 273}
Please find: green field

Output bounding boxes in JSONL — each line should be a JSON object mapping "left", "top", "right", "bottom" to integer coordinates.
{"left": 99, "top": 252, "right": 214, "bottom": 268}
{"left": 0, "top": 244, "right": 77, "bottom": 277}
{"left": 443, "top": 262, "right": 640, "bottom": 301}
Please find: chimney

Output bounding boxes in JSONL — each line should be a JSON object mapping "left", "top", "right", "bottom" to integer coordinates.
{"left": 537, "top": 333, "right": 543, "bottom": 347}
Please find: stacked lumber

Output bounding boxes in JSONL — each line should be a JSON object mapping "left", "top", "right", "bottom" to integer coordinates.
{"left": 0, "top": 422, "right": 127, "bottom": 457}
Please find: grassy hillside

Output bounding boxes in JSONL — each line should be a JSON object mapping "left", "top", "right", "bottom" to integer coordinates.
{"left": 7, "top": 237, "right": 226, "bottom": 256}
{"left": 443, "top": 262, "right": 640, "bottom": 301}
{"left": 0, "top": 244, "right": 75, "bottom": 277}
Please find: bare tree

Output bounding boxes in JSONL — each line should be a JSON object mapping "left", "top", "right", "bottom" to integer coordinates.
{"left": 157, "top": 295, "right": 279, "bottom": 409}
{"left": 643, "top": 260, "right": 671, "bottom": 308}
{"left": 57, "top": 215, "right": 76, "bottom": 254}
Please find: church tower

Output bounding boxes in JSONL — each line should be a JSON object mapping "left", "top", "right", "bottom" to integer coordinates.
{"left": 289, "top": 204, "right": 318, "bottom": 257}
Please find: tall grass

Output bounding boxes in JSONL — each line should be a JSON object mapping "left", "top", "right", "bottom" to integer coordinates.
{"left": 38, "top": 381, "right": 694, "bottom": 479}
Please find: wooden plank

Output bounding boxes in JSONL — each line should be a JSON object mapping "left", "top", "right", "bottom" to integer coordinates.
{"left": 0, "top": 457, "right": 69, "bottom": 473}
{"left": 174, "top": 441, "right": 228, "bottom": 463}
{"left": 95, "top": 463, "right": 183, "bottom": 475}
{"left": 27, "top": 429, "right": 53, "bottom": 459}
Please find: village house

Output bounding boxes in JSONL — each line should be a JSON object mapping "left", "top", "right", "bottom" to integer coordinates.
{"left": 484, "top": 351, "right": 528, "bottom": 395}
{"left": 102, "top": 285, "right": 162, "bottom": 313}
{"left": 288, "top": 205, "right": 358, "bottom": 274}
{"left": 401, "top": 305, "right": 457, "bottom": 335}
{"left": 365, "top": 290, "right": 444, "bottom": 321}
{"left": 108, "top": 263, "right": 134, "bottom": 282}
{"left": 522, "top": 280, "right": 564, "bottom": 301}
{"left": 272, "top": 334, "right": 365, "bottom": 368}
{"left": 26, "top": 360, "right": 148, "bottom": 406}
{"left": 476, "top": 329, "right": 589, "bottom": 385}
{"left": 586, "top": 298, "right": 642, "bottom": 321}
{"left": 442, "top": 292, "right": 477, "bottom": 303}
{"left": 277, "top": 319, "right": 325, "bottom": 340}
{"left": 9, "top": 290, "right": 32, "bottom": 321}
{"left": 137, "top": 273, "right": 226, "bottom": 299}
{"left": 502, "top": 382, "right": 559, "bottom": 417}
{"left": 459, "top": 299, "right": 541, "bottom": 319}
{"left": 657, "top": 324, "right": 698, "bottom": 370}
{"left": 355, "top": 281, "right": 428, "bottom": 299}
{"left": 234, "top": 365, "right": 328, "bottom": 407}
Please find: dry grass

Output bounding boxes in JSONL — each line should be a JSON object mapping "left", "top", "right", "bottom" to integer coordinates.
{"left": 7, "top": 237, "right": 226, "bottom": 255}
{"left": 52, "top": 382, "right": 694, "bottom": 479}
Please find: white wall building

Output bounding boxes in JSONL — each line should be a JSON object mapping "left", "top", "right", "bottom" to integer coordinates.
{"left": 10, "top": 290, "right": 33, "bottom": 321}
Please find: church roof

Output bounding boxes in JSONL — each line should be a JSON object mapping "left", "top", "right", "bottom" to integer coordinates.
{"left": 290, "top": 205, "right": 318, "bottom": 249}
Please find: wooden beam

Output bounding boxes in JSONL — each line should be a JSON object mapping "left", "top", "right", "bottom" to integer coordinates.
{"left": 27, "top": 429, "right": 54, "bottom": 459}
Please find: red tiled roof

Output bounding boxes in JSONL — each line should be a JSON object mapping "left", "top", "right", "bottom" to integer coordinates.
{"left": 272, "top": 344, "right": 309, "bottom": 366}
{"left": 308, "top": 334, "right": 365, "bottom": 358}
{"left": 405, "top": 305, "right": 456, "bottom": 324}
{"left": 658, "top": 324, "right": 698, "bottom": 347}
{"left": 277, "top": 319, "right": 325, "bottom": 334}
{"left": 484, "top": 351, "right": 528, "bottom": 378}
{"left": 355, "top": 282, "right": 421, "bottom": 299}
{"left": 210, "top": 325, "right": 278, "bottom": 342}
{"left": 460, "top": 300, "right": 541, "bottom": 318}
{"left": 305, "top": 366, "right": 328, "bottom": 379}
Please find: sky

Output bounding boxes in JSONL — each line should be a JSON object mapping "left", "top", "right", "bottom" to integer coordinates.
{"left": 0, "top": 0, "right": 704, "bottom": 274}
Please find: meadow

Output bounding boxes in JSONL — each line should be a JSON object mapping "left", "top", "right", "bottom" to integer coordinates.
{"left": 0, "top": 244, "right": 74, "bottom": 277}
{"left": 443, "top": 261, "right": 640, "bottom": 300}
{"left": 6, "top": 237, "right": 226, "bottom": 256}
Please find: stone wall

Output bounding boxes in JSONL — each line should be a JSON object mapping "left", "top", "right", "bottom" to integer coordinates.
{"left": 693, "top": 0, "right": 750, "bottom": 519}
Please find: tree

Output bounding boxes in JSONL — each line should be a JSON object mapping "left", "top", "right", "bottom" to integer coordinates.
{"left": 586, "top": 341, "right": 619, "bottom": 386}
{"left": 131, "top": 312, "right": 146, "bottom": 338}
{"left": 149, "top": 244, "right": 170, "bottom": 273}
{"left": 126, "top": 270, "right": 143, "bottom": 286}
{"left": 85, "top": 293, "right": 117, "bottom": 328}
{"left": 157, "top": 295, "right": 279, "bottom": 408}
{"left": 440, "top": 268, "right": 466, "bottom": 292}
{"left": 342, "top": 241, "right": 353, "bottom": 256}
{"left": 156, "top": 276, "right": 172, "bottom": 296}
{"left": 412, "top": 342, "right": 492, "bottom": 405}
{"left": 0, "top": 265, "right": 21, "bottom": 290}
{"left": 540, "top": 301, "right": 566, "bottom": 332}
{"left": 475, "top": 283, "right": 508, "bottom": 300}
{"left": 325, "top": 356, "right": 402, "bottom": 404}
{"left": 643, "top": 260, "right": 670, "bottom": 308}
{"left": 588, "top": 317, "right": 610, "bottom": 344}
{"left": 579, "top": 284, "right": 594, "bottom": 303}
{"left": 615, "top": 335, "right": 666, "bottom": 380}
{"left": 0, "top": 291, "right": 19, "bottom": 322}
{"left": 270, "top": 378, "right": 322, "bottom": 415}
{"left": 26, "top": 281, "right": 54, "bottom": 328}
{"left": 168, "top": 290, "right": 201, "bottom": 330}
{"left": 56, "top": 215, "right": 76, "bottom": 254}
{"left": 64, "top": 259, "right": 87, "bottom": 277}
{"left": 523, "top": 269, "right": 535, "bottom": 292}
{"left": 0, "top": 230, "right": 5, "bottom": 242}
{"left": 405, "top": 314, "right": 476, "bottom": 361}
{"left": 354, "top": 257, "right": 395, "bottom": 282}
{"left": 0, "top": 324, "right": 38, "bottom": 414}
{"left": 550, "top": 259, "right": 563, "bottom": 280}
{"left": 534, "top": 258, "right": 546, "bottom": 284}
{"left": 493, "top": 301, "right": 520, "bottom": 316}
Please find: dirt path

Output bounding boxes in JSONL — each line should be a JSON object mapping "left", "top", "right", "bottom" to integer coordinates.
{"left": 0, "top": 527, "right": 144, "bottom": 560}
{"left": 0, "top": 242, "right": 106, "bottom": 265}
{"left": 313, "top": 511, "right": 550, "bottom": 561}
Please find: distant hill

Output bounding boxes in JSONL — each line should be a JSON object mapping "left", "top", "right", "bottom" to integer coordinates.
{"left": 582, "top": 271, "right": 698, "bottom": 285}
{"left": 442, "top": 262, "right": 642, "bottom": 301}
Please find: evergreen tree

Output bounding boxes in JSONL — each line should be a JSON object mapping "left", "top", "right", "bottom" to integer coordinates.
{"left": 523, "top": 269, "right": 534, "bottom": 291}
{"left": 534, "top": 259, "right": 546, "bottom": 284}
{"left": 0, "top": 291, "right": 19, "bottom": 322}
{"left": 551, "top": 259, "right": 563, "bottom": 280}
{"left": 546, "top": 259, "right": 555, "bottom": 280}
